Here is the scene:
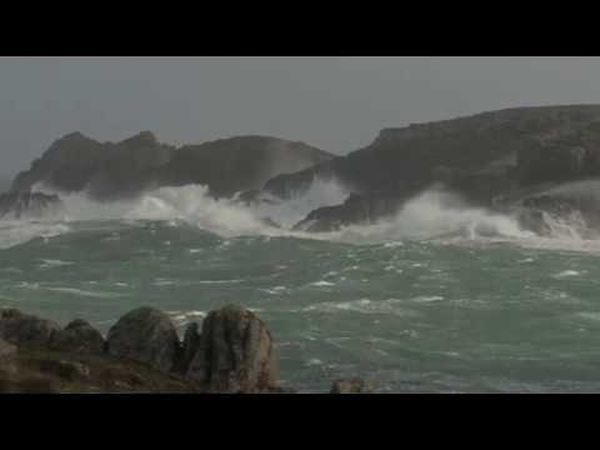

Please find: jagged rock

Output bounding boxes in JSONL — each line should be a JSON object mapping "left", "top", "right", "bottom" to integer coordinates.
{"left": 186, "top": 304, "right": 278, "bottom": 393}
{"left": 330, "top": 378, "right": 369, "bottom": 394}
{"left": 0, "top": 308, "right": 60, "bottom": 348}
{"left": 106, "top": 307, "right": 180, "bottom": 373}
{"left": 49, "top": 319, "right": 105, "bottom": 355}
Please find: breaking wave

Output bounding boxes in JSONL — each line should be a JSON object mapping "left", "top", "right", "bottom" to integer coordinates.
{"left": 1, "top": 179, "right": 599, "bottom": 251}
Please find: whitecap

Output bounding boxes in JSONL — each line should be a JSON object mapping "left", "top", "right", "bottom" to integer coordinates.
{"left": 45, "top": 287, "right": 121, "bottom": 299}
{"left": 412, "top": 295, "right": 445, "bottom": 303}
{"left": 309, "top": 280, "right": 336, "bottom": 287}
{"left": 38, "top": 259, "right": 74, "bottom": 269}
{"left": 553, "top": 270, "right": 582, "bottom": 278}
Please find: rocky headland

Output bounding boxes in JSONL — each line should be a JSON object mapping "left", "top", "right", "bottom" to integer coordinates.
{"left": 9, "top": 132, "right": 333, "bottom": 201}
{"left": 7, "top": 105, "right": 600, "bottom": 236}
{"left": 263, "top": 104, "right": 600, "bottom": 234}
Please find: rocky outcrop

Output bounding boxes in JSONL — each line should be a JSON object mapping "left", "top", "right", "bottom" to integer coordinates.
{"left": 11, "top": 131, "right": 174, "bottom": 200}
{"left": 0, "top": 308, "right": 60, "bottom": 348}
{"left": 186, "top": 304, "right": 279, "bottom": 393}
{"left": 10, "top": 133, "right": 333, "bottom": 201}
{"left": 294, "top": 192, "right": 404, "bottom": 232}
{"left": 49, "top": 319, "right": 105, "bottom": 355}
{"left": 106, "top": 307, "right": 180, "bottom": 373}
{"left": 0, "top": 192, "right": 63, "bottom": 219}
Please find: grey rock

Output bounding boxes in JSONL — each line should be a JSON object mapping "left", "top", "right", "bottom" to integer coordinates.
{"left": 0, "top": 308, "right": 60, "bottom": 348}
{"left": 186, "top": 304, "right": 278, "bottom": 393}
{"left": 49, "top": 319, "right": 105, "bottom": 354}
{"left": 106, "top": 307, "right": 180, "bottom": 373}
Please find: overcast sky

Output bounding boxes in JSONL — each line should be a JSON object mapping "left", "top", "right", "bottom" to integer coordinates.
{"left": 2, "top": 57, "right": 600, "bottom": 181}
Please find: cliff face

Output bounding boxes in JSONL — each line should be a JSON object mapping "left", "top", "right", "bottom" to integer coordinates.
{"left": 10, "top": 133, "right": 333, "bottom": 200}
{"left": 266, "top": 105, "right": 600, "bottom": 231}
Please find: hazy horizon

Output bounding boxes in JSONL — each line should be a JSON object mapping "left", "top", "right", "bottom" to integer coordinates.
{"left": 3, "top": 57, "right": 600, "bottom": 181}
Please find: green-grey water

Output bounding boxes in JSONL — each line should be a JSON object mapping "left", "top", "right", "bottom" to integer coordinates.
{"left": 2, "top": 218, "right": 600, "bottom": 392}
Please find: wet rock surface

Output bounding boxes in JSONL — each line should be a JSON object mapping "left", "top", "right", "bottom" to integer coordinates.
{"left": 0, "top": 308, "right": 61, "bottom": 348}
{"left": 106, "top": 307, "right": 180, "bottom": 373}
{"left": 50, "top": 319, "right": 105, "bottom": 355}
{"left": 0, "top": 304, "right": 364, "bottom": 393}
{"left": 186, "top": 304, "right": 279, "bottom": 392}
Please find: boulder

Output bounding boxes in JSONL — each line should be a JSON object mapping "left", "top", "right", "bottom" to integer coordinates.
{"left": 330, "top": 378, "right": 369, "bottom": 394}
{"left": 106, "top": 307, "right": 180, "bottom": 373}
{"left": 49, "top": 319, "right": 105, "bottom": 354}
{"left": 0, "top": 308, "right": 60, "bottom": 348}
{"left": 186, "top": 304, "right": 278, "bottom": 393}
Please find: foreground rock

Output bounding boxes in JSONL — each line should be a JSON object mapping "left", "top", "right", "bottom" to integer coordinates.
{"left": 330, "top": 378, "right": 369, "bottom": 394}
{"left": 0, "top": 305, "right": 367, "bottom": 393}
{"left": 0, "top": 308, "right": 61, "bottom": 348}
{"left": 186, "top": 304, "right": 279, "bottom": 393}
{"left": 0, "top": 338, "right": 16, "bottom": 360}
{"left": 106, "top": 307, "right": 180, "bottom": 373}
{"left": 0, "top": 347, "right": 199, "bottom": 393}
{"left": 50, "top": 319, "right": 105, "bottom": 355}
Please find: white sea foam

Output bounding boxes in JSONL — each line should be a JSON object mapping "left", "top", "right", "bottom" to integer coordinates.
{"left": 44, "top": 287, "right": 121, "bottom": 299}
{"left": 8, "top": 179, "right": 600, "bottom": 254}
{"left": 309, "top": 280, "right": 336, "bottom": 287}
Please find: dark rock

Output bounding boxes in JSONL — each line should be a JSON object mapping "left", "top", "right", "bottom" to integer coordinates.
{"left": 0, "top": 308, "right": 60, "bottom": 348}
{"left": 330, "top": 378, "right": 368, "bottom": 394}
{"left": 49, "top": 319, "right": 105, "bottom": 355}
{"left": 159, "top": 136, "right": 333, "bottom": 198}
{"left": 106, "top": 307, "right": 180, "bottom": 373}
{"left": 294, "top": 192, "right": 403, "bottom": 232}
{"left": 186, "top": 304, "right": 279, "bottom": 393}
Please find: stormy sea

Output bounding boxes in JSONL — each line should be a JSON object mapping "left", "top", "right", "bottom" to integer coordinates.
{"left": 2, "top": 181, "right": 600, "bottom": 393}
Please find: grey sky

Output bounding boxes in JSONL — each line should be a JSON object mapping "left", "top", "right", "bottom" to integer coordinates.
{"left": 2, "top": 57, "right": 600, "bottom": 181}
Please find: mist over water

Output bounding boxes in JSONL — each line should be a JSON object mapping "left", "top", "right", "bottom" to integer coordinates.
{"left": 4, "top": 179, "right": 600, "bottom": 391}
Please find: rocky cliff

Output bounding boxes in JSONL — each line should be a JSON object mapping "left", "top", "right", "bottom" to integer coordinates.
{"left": 10, "top": 132, "right": 333, "bottom": 201}
{"left": 265, "top": 105, "right": 600, "bottom": 231}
